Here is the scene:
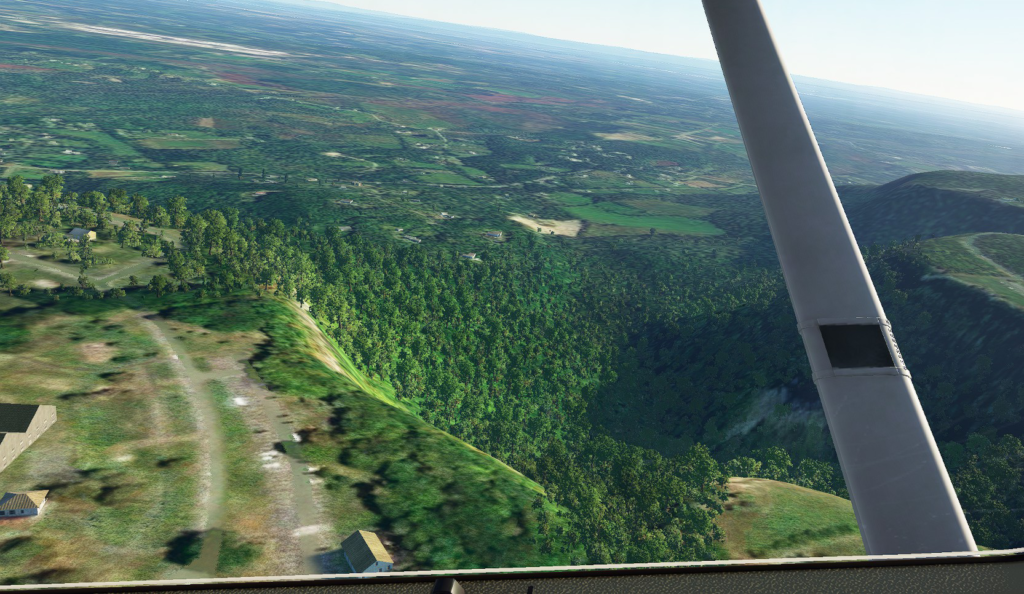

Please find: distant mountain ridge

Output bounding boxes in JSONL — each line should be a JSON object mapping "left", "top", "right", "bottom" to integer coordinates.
{"left": 841, "top": 171, "right": 1024, "bottom": 246}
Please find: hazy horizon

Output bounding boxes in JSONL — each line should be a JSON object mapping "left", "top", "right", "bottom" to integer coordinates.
{"left": 298, "top": 0, "right": 1024, "bottom": 115}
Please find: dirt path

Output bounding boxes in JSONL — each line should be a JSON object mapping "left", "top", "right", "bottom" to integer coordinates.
{"left": 142, "top": 315, "right": 227, "bottom": 580}
{"left": 244, "top": 380, "right": 324, "bottom": 573}
{"left": 94, "top": 258, "right": 155, "bottom": 289}
{"left": 143, "top": 314, "right": 322, "bottom": 577}
{"left": 964, "top": 234, "right": 1024, "bottom": 298}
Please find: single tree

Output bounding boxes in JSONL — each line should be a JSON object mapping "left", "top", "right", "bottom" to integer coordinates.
{"left": 0, "top": 270, "right": 16, "bottom": 295}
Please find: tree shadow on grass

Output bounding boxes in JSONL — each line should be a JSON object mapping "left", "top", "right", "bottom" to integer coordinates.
{"left": 165, "top": 530, "right": 205, "bottom": 566}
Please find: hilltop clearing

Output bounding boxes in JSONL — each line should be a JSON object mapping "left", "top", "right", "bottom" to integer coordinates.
{"left": 0, "top": 290, "right": 570, "bottom": 584}
{"left": 715, "top": 478, "right": 863, "bottom": 560}
{"left": 508, "top": 214, "right": 582, "bottom": 236}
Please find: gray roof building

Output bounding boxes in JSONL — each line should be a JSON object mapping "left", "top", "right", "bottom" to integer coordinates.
{"left": 0, "top": 404, "right": 57, "bottom": 474}
{"left": 341, "top": 530, "right": 394, "bottom": 573}
{"left": 0, "top": 404, "right": 41, "bottom": 433}
{"left": 0, "top": 491, "right": 48, "bottom": 517}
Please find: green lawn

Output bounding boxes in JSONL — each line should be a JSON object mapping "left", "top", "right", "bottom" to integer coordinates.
{"left": 207, "top": 380, "right": 269, "bottom": 576}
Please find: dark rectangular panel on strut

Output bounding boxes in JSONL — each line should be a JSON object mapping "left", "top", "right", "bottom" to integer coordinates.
{"left": 820, "top": 324, "right": 896, "bottom": 369}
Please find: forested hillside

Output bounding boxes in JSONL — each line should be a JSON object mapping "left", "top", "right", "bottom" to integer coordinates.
{"left": 5, "top": 168, "right": 1024, "bottom": 563}
{"left": 840, "top": 171, "right": 1024, "bottom": 245}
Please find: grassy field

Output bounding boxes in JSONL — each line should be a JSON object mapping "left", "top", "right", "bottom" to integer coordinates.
{"left": 138, "top": 138, "right": 242, "bottom": 150}
{"left": 974, "top": 233, "right": 1024, "bottom": 277}
{"left": 922, "top": 235, "right": 1004, "bottom": 276}
{"left": 59, "top": 130, "right": 144, "bottom": 159}
{"left": 546, "top": 192, "right": 592, "bottom": 206}
{"left": 921, "top": 234, "right": 1024, "bottom": 310}
{"left": 714, "top": 478, "right": 864, "bottom": 560}
{"left": 1, "top": 227, "right": 169, "bottom": 291}
{"left": 0, "top": 299, "right": 201, "bottom": 584}
{"left": 566, "top": 202, "right": 723, "bottom": 236}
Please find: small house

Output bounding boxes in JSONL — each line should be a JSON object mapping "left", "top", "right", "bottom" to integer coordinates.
{"left": 485, "top": 231, "right": 503, "bottom": 238}
{"left": 0, "top": 491, "right": 49, "bottom": 518}
{"left": 403, "top": 235, "right": 422, "bottom": 244}
{"left": 341, "top": 530, "right": 394, "bottom": 573}
{"left": 338, "top": 199, "right": 355, "bottom": 205}
{"left": 66, "top": 228, "right": 96, "bottom": 243}
{"left": 460, "top": 253, "right": 477, "bottom": 260}
{"left": 0, "top": 404, "right": 57, "bottom": 474}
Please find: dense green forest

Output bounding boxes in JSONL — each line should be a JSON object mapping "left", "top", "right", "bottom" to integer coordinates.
{"left": 4, "top": 173, "right": 1024, "bottom": 559}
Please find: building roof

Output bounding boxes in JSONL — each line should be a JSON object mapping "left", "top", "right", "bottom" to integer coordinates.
{"left": 342, "top": 530, "right": 393, "bottom": 572}
{"left": 0, "top": 491, "right": 48, "bottom": 511}
{"left": 0, "top": 404, "right": 40, "bottom": 433}
{"left": 67, "top": 228, "right": 93, "bottom": 240}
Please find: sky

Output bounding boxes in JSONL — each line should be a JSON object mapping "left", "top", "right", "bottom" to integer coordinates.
{"left": 311, "top": 0, "right": 1024, "bottom": 114}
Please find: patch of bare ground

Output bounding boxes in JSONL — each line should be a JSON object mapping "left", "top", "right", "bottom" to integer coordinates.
{"left": 221, "top": 374, "right": 309, "bottom": 575}
{"left": 31, "top": 279, "right": 59, "bottom": 289}
{"left": 151, "top": 314, "right": 325, "bottom": 575}
{"left": 79, "top": 341, "right": 116, "bottom": 364}
{"left": 196, "top": 117, "right": 215, "bottom": 128}
{"left": 508, "top": 214, "right": 583, "bottom": 237}
{"left": 0, "top": 309, "right": 204, "bottom": 582}
{"left": 138, "top": 315, "right": 214, "bottom": 534}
